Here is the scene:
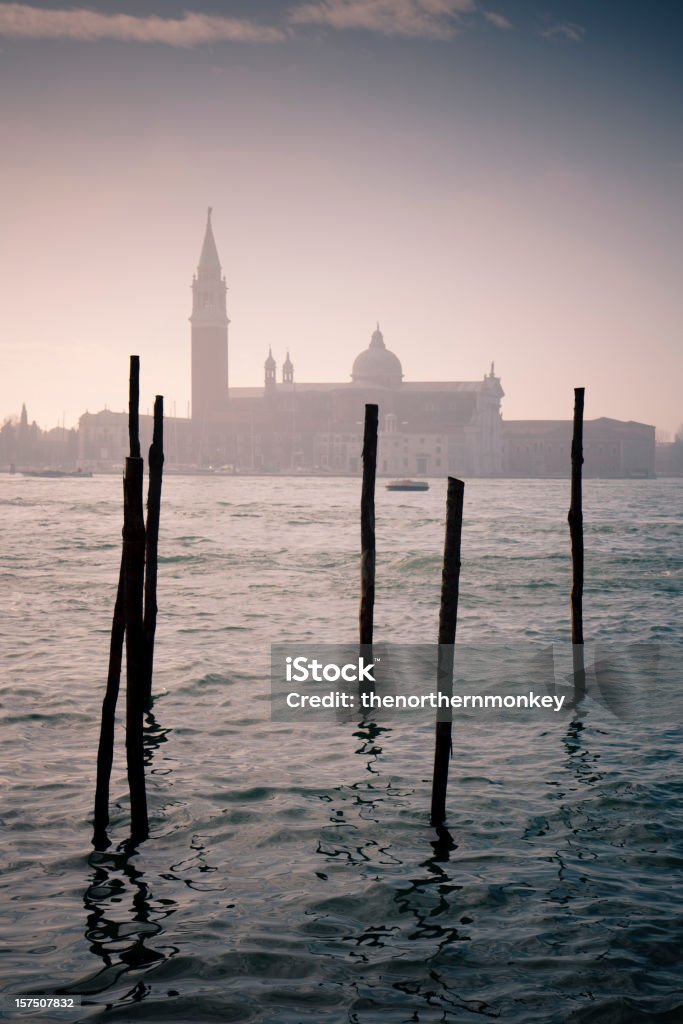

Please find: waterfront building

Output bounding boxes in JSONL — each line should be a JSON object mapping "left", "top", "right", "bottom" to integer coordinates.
{"left": 189, "top": 211, "right": 504, "bottom": 475}
{"left": 75, "top": 211, "right": 656, "bottom": 480}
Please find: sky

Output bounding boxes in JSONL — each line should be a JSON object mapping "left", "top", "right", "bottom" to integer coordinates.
{"left": 1, "top": 0, "right": 682, "bottom": 434}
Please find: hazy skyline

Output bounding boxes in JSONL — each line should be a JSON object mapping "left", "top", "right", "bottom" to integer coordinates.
{"left": 2, "top": 1, "right": 682, "bottom": 434}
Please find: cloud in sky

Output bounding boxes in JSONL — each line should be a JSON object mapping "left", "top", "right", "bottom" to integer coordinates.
{"left": 0, "top": 1, "right": 519, "bottom": 46}
{"left": 0, "top": 3, "right": 285, "bottom": 46}
{"left": 288, "top": 0, "right": 476, "bottom": 40}
{"left": 482, "top": 10, "right": 511, "bottom": 31}
{"left": 541, "top": 21, "right": 585, "bottom": 43}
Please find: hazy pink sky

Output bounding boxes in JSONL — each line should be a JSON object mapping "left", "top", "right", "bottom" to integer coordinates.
{"left": 2, "top": 1, "right": 682, "bottom": 434}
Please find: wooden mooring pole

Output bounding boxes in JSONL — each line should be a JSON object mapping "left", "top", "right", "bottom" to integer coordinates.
{"left": 93, "top": 356, "right": 152, "bottom": 845}
{"left": 94, "top": 356, "right": 142, "bottom": 843}
{"left": 359, "top": 404, "right": 378, "bottom": 647}
{"left": 430, "top": 477, "right": 465, "bottom": 828}
{"left": 568, "top": 387, "right": 585, "bottom": 696}
{"left": 128, "top": 356, "right": 141, "bottom": 460}
{"left": 124, "top": 356, "right": 148, "bottom": 840}
{"left": 142, "top": 395, "right": 164, "bottom": 712}
{"left": 93, "top": 537, "right": 125, "bottom": 844}
{"left": 124, "top": 446, "right": 148, "bottom": 841}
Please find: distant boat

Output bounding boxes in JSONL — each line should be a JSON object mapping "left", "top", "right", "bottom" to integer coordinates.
{"left": 22, "top": 469, "right": 93, "bottom": 478}
{"left": 385, "top": 479, "right": 429, "bottom": 492}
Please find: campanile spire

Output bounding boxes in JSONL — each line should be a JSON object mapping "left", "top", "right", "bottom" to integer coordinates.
{"left": 191, "top": 208, "right": 229, "bottom": 421}
{"left": 198, "top": 207, "right": 221, "bottom": 279}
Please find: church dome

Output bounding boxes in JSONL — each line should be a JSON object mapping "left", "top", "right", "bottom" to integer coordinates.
{"left": 351, "top": 324, "right": 403, "bottom": 387}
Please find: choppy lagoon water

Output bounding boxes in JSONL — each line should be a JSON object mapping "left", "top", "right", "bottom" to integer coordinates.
{"left": 1, "top": 475, "right": 682, "bottom": 1023}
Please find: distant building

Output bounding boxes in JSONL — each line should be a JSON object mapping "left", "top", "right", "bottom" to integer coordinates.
{"left": 190, "top": 210, "right": 504, "bottom": 475}
{"left": 0, "top": 403, "right": 77, "bottom": 469}
{"left": 655, "top": 440, "right": 683, "bottom": 477}
{"left": 502, "top": 418, "right": 655, "bottom": 478}
{"left": 78, "top": 408, "right": 193, "bottom": 468}
{"left": 73, "top": 211, "right": 658, "bottom": 479}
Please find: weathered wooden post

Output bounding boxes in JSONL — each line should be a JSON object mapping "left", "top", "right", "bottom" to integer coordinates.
{"left": 93, "top": 538, "right": 124, "bottom": 845}
{"left": 142, "top": 395, "right": 164, "bottom": 711}
{"left": 568, "top": 387, "right": 585, "bottom": 695}
{"left": 94, "top": 356, "right": 141, "bottom": 844}
{"left": 124, "top": 451, "right": 148, "bottom": 840}
{"left": 359, "top": 404, "right": 378, "bottom": 647}
{"left": 430, "top": 476, "right": 464, "bottom": 828}
{"left": 128, "top": 356, "right": 141, "bottom": 460}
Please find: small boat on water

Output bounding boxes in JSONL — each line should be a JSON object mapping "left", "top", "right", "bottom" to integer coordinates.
{"left": 385, "top": 479, "right": 430, "bottom": 492}
{"left": 22, "top": 469, "right": 93, "bottom": 478}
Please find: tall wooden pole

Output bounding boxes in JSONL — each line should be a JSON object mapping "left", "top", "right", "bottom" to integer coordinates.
{"left": 359, "top": 404, "right": 378, "bottom": 647}
{"left": 94, "top": 355, "right": 141, "bottom": 844}
{"left": 430, "top": 477, "right": 464, "bottom": 828}
{"left": 124, "top": 451, "right": 148, "bottom": 841}
{"left": 128, "top": 356, "right": 140, "bottom": 459}
{"left": 123, "top": 354, "right": 148, "bottom": 839}
{"left": 142, "top": 395, "right": 164, "bottom": 711}
{"left": 93, "top": 543, "right": 125, "bottom": 845}
{"left": 568, "top": 387, "right": 585, "bottom": 695}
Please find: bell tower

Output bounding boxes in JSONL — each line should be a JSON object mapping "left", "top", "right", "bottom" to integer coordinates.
{"left": 191, "top": 208, "right": 229, "bottom": 420}
{"left": 264, "top": 348, "right": 276, "bottom": 391}
{"left": 282, "top": 351, "right": 294, "bottom": 384}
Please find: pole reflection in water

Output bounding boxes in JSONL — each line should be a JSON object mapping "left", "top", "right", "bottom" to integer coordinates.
{"left": 316, "top": 713, "right": 396, "bottom": 866}
{"left": 390, "top": 832, "right": 502, "bottom": 1020}
{"left": 82, "top": 849, "right": 179, "bottom": 995}
{"left": 65, "top": 709, "right": 180, "bottom": 1002}
{"left": 392, "top": 826, "right": 464, "bottom": 948}
{"left": 50, "top": 842, "right": 180, "bottom": 1006}
{"left": 351, "top": 718, "right": 390, "bottom": 778}
{"left": 142, "top": 706, "right": 172, "bottom": 773}
{"left": 541, "top": 697, "right": 606, "bottom": 911}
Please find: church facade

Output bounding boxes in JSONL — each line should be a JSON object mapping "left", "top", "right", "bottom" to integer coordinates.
{"left": 75, "top": 212, "right": 654, "bottom": 478}
{"left": 191, "top": 210, "right": 504, "bottom": 476}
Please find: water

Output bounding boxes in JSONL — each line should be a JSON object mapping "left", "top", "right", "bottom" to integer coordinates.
{"left": 1, "top": 476, "right": 682, "bottom": 1023}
